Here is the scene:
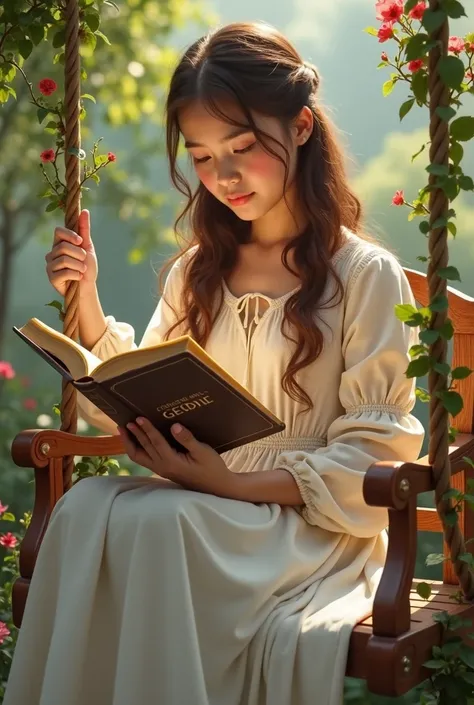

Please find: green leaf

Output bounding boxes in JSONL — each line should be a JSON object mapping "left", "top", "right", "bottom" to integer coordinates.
{"left": 45, "top": 300, "right": 65, "bottom": 319}
{"left": 364, "top": 27, "right": 379, "bottom": 36}
{"left": 37, "top": 107, "right": 50, "bottom": 124}
{"left": 439, "top": 320, "right": 454, "bottom": 340}
{"left": 81, "top": 93, "right": 96, "bottom": 103}
{"left": 83, "top": 11, "right": 100, "bottom": 32}
{"left": 28, "top": 24, "right": 44, "bottom": 45}
{"left": 441, "top": 0, "right": 467, "bottom": 18}
{"left": 1, "top": 513, "right": 15, "bottom": 522}
{"left": 399, "top": 98, "right": 415, "bottom": 121}
{"left": 420, "top": 329, "right": 440, "bottom": 344}
{"left": 439, "top": 55, "right": 465, "bottom": 90}
{"left": 407, "top": 356, "right": 431, "bottom": 378}
{"left": 383, "top": 79, "right": 396, "bottom": 97}
{"left": 404, "top": 0, "right": 419, "bottom": 12}
{"left": 430, "top": 294, "right": 449, "bottom": 311}
{"left": 461, "top": 672, "right": 474, "bottom": 686}
{"left": 46, "top": 201, "right": 60, "bottom": 212}
{"left": 423, "top": 659, "right": 447, "bottom": 669}
{"left": 459, "top": 644, "right": 474, "bottom": 669}
{"left": 419, "top": 220, "right": 430, "bottom": 234}
{"left": 459, "top": 175, "right": 474, "bottom": 191}
{"left": 421, "top": 9, "right": 447, "bottom": 33}
{"left": 415, "top": 387, "right": 430, "bottom": 402}
{"left": 406, "top": 33, "right": 430, "bottom": 61}
{"left": 449, "top": 142, "right": 464, "bottom": 166}
{"left": 412, "top": 142, "right": 426, "bottom": 162}
{"left": 444, "top": 508, "right": 459, "bottom": 526}
{"left": 412, "top": 71, "right": 428, "bottom": 105}
{"left": 52, "top": 27, "right": 66, "bottom": 49}
{"left": 417, "top": 255, "right": 428, "bottom": 262}
{"left": 417, "top": 581, "right": 432, "bottom": 599}
{"left": 451, "top": 366, "right": 472, "bottom": 380}
{"left": 95, "top": 30, "right": 111, "bottom": 46}
{"left": 394, "top": 303, "right": 419, "bottom": 322}
{"left": 448, "top": 221, "right": 457, "bottom": 236}
{"left": 426, "top": 163, "right": 450, "bottom": 176}
{"left": 450, "top": 116, "right": 474, "bottom": 141}
{"left": 438, "top": 266, "right": 461, "bottom": 281}
{"left": 434, "top": 362, "right": 451, "bottom": 376}
{"left": 18, "top": 39, "right": 33, "bottom": 60}
{"left": 437, "top": 390, "right": 463, "bottom": 417}
{"left": 436, "top": 106, "right": 456, "bottom": 123}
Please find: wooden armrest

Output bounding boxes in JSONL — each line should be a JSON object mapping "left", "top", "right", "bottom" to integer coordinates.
{"left": 362, "top": 433, "right": 474, "bottom": 639}
{"left": 364, "top": 433, "right": 474, "bottom": 509}
{"left": 11, "top": 429, "right": 126, "bottom": 468}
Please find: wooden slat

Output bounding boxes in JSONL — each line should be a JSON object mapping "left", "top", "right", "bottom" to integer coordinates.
{"left": 417, "top": 506, "right": 442, "bottom": 532}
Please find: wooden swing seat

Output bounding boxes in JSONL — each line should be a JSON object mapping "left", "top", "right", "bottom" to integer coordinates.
{"left": 10, "top": 268, "right": 474, "bottom": 697}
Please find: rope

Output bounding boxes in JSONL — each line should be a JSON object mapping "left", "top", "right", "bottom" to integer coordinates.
{"left": 60, "top": 0, "right": 81, "bottom": 492}
{"left": 427, "top": 0, "right": 474, "bottom": 598}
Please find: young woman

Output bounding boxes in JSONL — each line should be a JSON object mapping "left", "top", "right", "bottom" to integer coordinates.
{"left": 6, "top": 20, "right": 424, "bottom": 705}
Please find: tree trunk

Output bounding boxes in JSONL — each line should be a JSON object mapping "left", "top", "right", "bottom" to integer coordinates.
{"left": 0, "top": 205, "right": 14, "bottom": 361}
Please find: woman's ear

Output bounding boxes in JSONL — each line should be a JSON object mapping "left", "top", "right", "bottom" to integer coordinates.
{"left": 292, "top": 106, "right": 314, "bottom": 146}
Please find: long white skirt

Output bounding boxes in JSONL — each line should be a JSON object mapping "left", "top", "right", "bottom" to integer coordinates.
{"left": 4, "top": 475, "right": 385, "bottom": 705}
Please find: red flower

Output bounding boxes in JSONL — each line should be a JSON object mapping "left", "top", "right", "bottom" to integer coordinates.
{"left": 0, "top": 622, "right": 10, "bottom": 645}
{"left": 107, "top": 152, "right": 117, "bottom": 162}
{"left": 381, "top": 52, "right": 389, "bottom": 62}
{"left": 392, "top": 190, "right": 405, "bottom": 206}
{"left": 39, "top": 78, "right": 58, "bottom": 97}
{"left": 0, "top": 502, "right": 8, "bottom": 516}
{"left": 448, "top": 36, "right": 465, "bottom": 55}
{"left": 376, "top": 0, "right": 403, "bottom": 22}
{"left": 0, "top": 361, "right": 15, "bottom": 380}
{"left": 23, "top": 398, "right": 37, "bottom": 411}
{"left": 0, "top": 532, "right": 18, "bottom": 549}
{"left": 408, "top": 2, "right": 426, "bottom": 20}
{"left": 377, "top": 22, "right": 395, "bottom": 43}
{"left": 40, "top": 149, "right": 55, "bottom": 163}
{"left": 466, "top": 70, "right": 474, "bottom": 82}
{"left": 408, "top": 59, "right": 424, "bottom": 73}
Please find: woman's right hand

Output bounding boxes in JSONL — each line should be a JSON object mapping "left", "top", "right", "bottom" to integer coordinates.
{"left": 45, "top": 209, "right": 98, "bottom": 297}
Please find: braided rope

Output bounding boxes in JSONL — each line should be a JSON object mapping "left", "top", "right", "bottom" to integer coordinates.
{"left": 427, "top": 0, "right": 474, "bottom": 598}
{"left": 60, "top": 0, "right": 81, "bottom": 492}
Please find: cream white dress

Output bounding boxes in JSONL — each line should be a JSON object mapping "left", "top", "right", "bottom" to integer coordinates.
{"left": 5, "top": 229, "right": 424, "bottom": 705}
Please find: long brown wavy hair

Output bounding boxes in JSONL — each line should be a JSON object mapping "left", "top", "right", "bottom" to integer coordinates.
{"left": 161, "top": 21, "right": 376, "bottom": 413}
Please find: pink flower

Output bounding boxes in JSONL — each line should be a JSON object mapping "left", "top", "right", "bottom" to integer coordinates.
{"left": 0, "top": 502, "right": 8, "bottom": 516}
{"left": 0, "top": 622, "right": 10, "bottom": 645}
{"left": 0, "top": 532, "right": 18, "bottom": 549}
{"left": 448, "top": 36, "right": 465, "bottom": 54}
{"left": 468, "top": 43, "right": 474, "bottom": 53}
{"left": 392, "top": 190, "right": 405, "bottom": 206}
{"left": 107, "top": 152, "right": 117, "bottom": 162}
{"left": 378, "top": 22, "right": 395, "bottom": 43}
{"left": 23, "top": 398, "right": 37, "bottom": 411}
{"left": 381, "top": 51, "right": 389, "bottom": 61}
{"left": 0, "top": 361, "right": 15, "bottom": 379}
{"left": 408, "top": 59, "right": 424, "bottom": 73}
{"left": 40, "top": 149, "right": 55, "bottom": 163}
{"left": 408, "top": 2, "right": 426, "bottom": 20}
{"left": 39, "top": 78, "right": 58, "bottom": 96}
{"left": 466, "top": 70, "right": 474, "bottom": 82}
{"left": 376, "top": 0, "right": 404, "bottom": 22}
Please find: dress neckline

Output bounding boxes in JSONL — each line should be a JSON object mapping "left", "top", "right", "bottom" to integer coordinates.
{"left": 221, "top": 233, "right": 356, "bottom": 309}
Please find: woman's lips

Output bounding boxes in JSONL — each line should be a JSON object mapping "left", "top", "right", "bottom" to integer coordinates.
{"left": 226, "top": 192, "right": 255, "bottom": 206}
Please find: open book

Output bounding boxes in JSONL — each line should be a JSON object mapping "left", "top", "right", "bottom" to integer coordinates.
{"left": 13, "top": 318, "right": 285, "bottom": 453}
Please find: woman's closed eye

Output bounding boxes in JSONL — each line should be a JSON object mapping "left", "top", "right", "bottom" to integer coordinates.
{"left": 193, "top": 143, "right": 256, "bottom": 164}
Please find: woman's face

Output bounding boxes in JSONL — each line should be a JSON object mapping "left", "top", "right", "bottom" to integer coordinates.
{"left": 178, "top": 100, "right": 312, "bottom": 223}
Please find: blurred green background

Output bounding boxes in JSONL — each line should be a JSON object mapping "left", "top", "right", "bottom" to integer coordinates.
{"left": 0, "top": 3, "right": 473, "bottom": 699}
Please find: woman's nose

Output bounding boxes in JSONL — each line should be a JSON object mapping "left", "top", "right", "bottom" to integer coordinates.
{"left": 216, "top": 160, "right": 241, "bottom": 187}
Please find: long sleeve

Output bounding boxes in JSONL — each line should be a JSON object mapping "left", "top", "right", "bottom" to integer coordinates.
{"left": 274, "top": 252, "right": 425, "bottom": 538}
{"left": 76, "top": 253, "right": 188, "bottom": 433}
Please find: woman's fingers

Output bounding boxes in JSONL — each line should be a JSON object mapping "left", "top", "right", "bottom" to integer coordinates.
{"left": 53, "top": 225, "right": 82, "bottom": 246}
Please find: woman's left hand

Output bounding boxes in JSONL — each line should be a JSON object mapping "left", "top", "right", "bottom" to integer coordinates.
{"left": 118, "top": 417, "right": 237, "bottom": 497}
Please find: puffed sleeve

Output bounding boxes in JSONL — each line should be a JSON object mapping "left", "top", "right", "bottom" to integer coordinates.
{"left": 274, "top": 251, "right": 425, "bottom": 538}
{"left": 76, "top": 252, "right": 188, "bottom": 433}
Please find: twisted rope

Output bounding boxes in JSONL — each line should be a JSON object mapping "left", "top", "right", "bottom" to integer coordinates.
{"left": 427, "top": 0, "right": 474, "bottom": 598}
{"left": 60, "top": 0, "right": 81, "bottom": 492}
